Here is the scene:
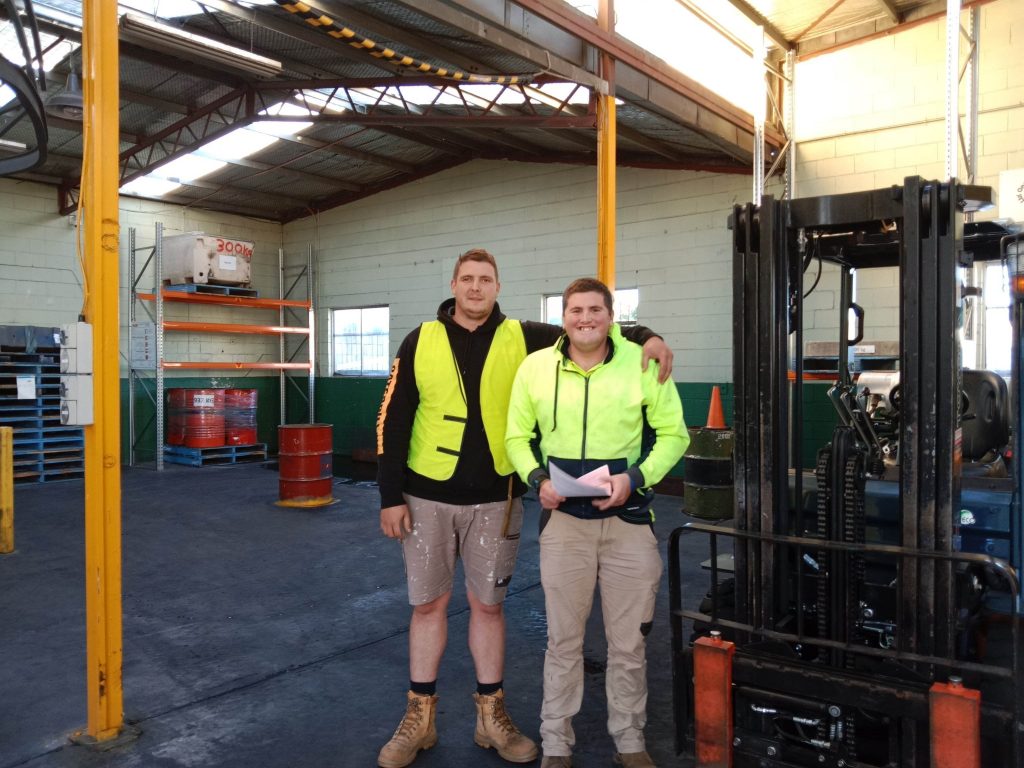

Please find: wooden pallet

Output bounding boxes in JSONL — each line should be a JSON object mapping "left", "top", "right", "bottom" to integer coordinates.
{"left": 163, "top": 442, "right": 268, "bottom": 467}
{"left": 1, "top": 329, "right": 85, "bottom": 484}
{"left": 164, "top": 283, "right": 258, "bottom": 298}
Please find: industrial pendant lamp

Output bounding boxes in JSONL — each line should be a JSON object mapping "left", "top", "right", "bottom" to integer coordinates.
{"left": 46, "top": 68, "right": 84, "bottom": 120}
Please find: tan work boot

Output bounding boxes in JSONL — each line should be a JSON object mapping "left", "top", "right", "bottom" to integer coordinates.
{"left": 540, "top": 756, "right": 573, "bottom": 767}
{"left": 472, "top": 689, "right": 539, "bottom": 763}
{"left": 613, "top": 751, "right": 656, "bottom": 768}
{"left": 377, "top": 691, "right": 438, "bottom": 768}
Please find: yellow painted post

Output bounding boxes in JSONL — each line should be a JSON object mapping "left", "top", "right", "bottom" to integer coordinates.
{"left": 79, "top": 0, "right": 125, "bottom": 743}
{"left": 0, "top": 426, "right": 13, "bottom": 554}
{"left": 596, "top": 0, "right": 616, "bottom": 290}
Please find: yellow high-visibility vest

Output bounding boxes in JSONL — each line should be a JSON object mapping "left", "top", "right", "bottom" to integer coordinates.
{"left": 408, "top": 319, "right": 527, "bottom": 479}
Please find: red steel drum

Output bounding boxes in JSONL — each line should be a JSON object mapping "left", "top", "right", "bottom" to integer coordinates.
{"left": 181, "top": 389, "right": 225, "bottom": 448}
{"left": 166, "top": 388, "right": 187, "bottom": 445}
{"left": 225, "top": 388, "right": 258, "bottom": 445}
{"left": 277, "top": 423, "right": 334, "bottom": 507}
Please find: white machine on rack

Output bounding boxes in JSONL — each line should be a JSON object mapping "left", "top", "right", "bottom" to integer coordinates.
{"left": 162, "top": 232, "right": 254, "bottom": 286}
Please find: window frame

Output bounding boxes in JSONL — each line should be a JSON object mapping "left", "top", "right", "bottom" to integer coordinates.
{"left": 330, "top": 304, "right": 391, "bottom": 377}
{"left": 542, "top": 287, "right": 640, "bottom": 326}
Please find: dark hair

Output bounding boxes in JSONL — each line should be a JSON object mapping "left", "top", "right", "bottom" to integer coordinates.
{"left": 453, "top": 248, "right": 499, "bottom": 281}
{"left": 562, "top": 277, "right": 613, "bottom": 313}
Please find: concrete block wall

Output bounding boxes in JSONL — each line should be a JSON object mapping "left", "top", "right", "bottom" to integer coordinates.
{"left": 793, "top": 0, "right": 1024, "bottom": 342}
{"left": 0, "top": 178, "right": 285, "bottom": 374}
{"left": 285, "top": 161, "right": 765, "bottom": 385}
{"left": 795, "top": 2, "right": 1022, "bottom": 197}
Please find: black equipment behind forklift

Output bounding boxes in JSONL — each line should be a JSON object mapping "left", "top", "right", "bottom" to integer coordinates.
{"left": 670, "top": 177, "right": 1022, "bottom": 767}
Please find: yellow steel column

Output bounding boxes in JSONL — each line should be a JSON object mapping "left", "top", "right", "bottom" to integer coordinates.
{"left": 596, "top": 0, "right": 616, "bottom": 290}
{"left": 80, "top": 0, "right": 124, "bottom": 742}
{"left": 1, "top": 427, "right": 12, "bottom": 554}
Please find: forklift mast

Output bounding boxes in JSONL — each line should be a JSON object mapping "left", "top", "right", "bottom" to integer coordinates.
{"left": 670, "top": 178, "right": 1021, "bottom": 768}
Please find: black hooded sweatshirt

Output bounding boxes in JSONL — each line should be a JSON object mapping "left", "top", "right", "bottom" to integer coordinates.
{"left": 376, "top": 298, "right": 658, "bottom": 508}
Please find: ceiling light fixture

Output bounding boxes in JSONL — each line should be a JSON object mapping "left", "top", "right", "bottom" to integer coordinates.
{"left": 119, "top": 13, "right": 282, "bottom": 79}
{"left": 46, "top": 69, "right": 84, "bottom": 121}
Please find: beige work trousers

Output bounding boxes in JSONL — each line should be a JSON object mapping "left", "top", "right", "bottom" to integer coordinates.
{"left": 538, "top": 510, "right": 663, "bottom": 757}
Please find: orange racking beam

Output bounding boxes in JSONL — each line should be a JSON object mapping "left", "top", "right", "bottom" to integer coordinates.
{"left": 162, "top": 361, "right": 312, "bottom": 370}
{"left": 137, "top": 291, "right": 309, "bottom": 310}
{"left": 162, "top": 321, "right": 310, "bottom": 335}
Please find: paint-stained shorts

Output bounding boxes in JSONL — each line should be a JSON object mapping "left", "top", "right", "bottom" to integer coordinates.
{"left": 401, "top": 494, "right": 524, "bottom": 606}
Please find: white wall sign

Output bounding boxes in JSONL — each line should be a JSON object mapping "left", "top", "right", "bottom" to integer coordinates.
{"left": 998, "top": 169, "right": 1024, "bottom": 223}
{"left": 16, "top": 375, "right": 36, "bottom": 400}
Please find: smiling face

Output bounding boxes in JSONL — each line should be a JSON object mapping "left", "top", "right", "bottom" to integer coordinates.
{"left": 563, "top": 290, "right": 612, "bottom": 355}
{"left": 450, "top": 259, "right": 499, "bottom": 328}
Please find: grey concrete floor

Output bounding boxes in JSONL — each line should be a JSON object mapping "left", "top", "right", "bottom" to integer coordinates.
{"left": 0, "top": 463, "right": 712, "bottom": 768}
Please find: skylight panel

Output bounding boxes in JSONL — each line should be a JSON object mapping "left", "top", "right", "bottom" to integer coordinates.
{"left": 613, "top": 0, "right": 756, "bottom": 112}
{"left": 560, "top": 0, "right": 760, "bottom": 113}
{"left": 159, "top": 154, "right": 226, "bottom": 182}
{"left": 118, "top": 0, "right": 204, "bottom": 20}
{"left": 120, "top": 176, "right": 181, "bottom": 197}
{"left": 119, "top": 101, "right": 313, "bottom": 200}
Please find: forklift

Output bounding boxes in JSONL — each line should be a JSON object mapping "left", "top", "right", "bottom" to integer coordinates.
{"left": 670, "top": 177, "right": 1022, "bottom": 767}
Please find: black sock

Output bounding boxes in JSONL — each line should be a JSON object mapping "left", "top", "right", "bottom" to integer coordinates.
{"left": 476, "top": 680, "right": 502, "bottom": 696}
{"left": 410, "top": 680, "right": 436, "bottom": 696}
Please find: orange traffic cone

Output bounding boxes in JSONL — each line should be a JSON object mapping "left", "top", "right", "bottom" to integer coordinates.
{"left": 706, "top": 385, "right": 726, "bottom": 429}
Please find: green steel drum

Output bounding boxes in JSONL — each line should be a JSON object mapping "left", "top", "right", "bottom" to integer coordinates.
{"left": 682, "top": 426, "right": 734, "bottom": 520}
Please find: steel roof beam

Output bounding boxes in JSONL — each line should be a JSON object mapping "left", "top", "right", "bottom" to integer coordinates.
{"left": 196, "top": 0, "right": 401, "bottom": 75}
{"left": 723, "top": 0, "right": 793, "bottom": 50}
{"left": 260, "top": 113, "right": 598, "bottom": 129}
{"left": 190, "top": 150, "right": 362, "bottom": 191}
{"left": 874, "top": 0, "right": 902, "bottom": 23}
{"left": 371, "top": 126, "right": 484, "bottom": 157}
{"left": 266, "top": 128, "right": 419, "bottom": 173}
{"left": 166, "top": 175, "right": 313, "bottom": 206}
{"left": 795, "top": 0, "right": 992, "bottom": 58}
{"left": 423, "top": 0, "right": 778, "bottom": 163}
{"left": 386, "top": 0, "right": 608, "bottom": 94}
{"left": 310, "top": 0, "right": 491, "bottom": 74}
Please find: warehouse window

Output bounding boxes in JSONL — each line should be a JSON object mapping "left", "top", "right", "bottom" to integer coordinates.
{"left": 979, "top": 262, "right": 1012, "bottom": 375}
{"left": 332, "top": 306, "right": 390, "bottom": 376}
{"left": 543, "top": 288, "right": 639, "bottom": 326}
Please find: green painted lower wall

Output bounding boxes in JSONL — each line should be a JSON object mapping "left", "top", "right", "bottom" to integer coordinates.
{"left": 304, "top": 378, "right": 840, "bottom": 476}
{"left": 120, "top": 376, "right": 840, "bottom": 472}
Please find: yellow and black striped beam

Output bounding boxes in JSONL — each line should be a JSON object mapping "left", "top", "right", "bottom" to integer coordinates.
{"left": 273, "top": 0, "right": 541, "bottom": 85}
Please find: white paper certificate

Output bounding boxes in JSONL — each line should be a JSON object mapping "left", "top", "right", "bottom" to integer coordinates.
{"left": 549, "top": 463, "right": 612, "bottom": 497}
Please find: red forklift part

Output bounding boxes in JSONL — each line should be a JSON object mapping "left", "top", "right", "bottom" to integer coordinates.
{"left": 693, "top": 631, "right": 734, "bottom": 768}
{"left": 929, "top": 677, "right": 981, "bottom": 768}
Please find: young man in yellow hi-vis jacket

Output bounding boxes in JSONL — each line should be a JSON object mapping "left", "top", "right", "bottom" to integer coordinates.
{"left": 505, "top": 277, "right": 689, "bottom": 768}
{"left": 375, "top": 251, "right": 676, "bottom": 768}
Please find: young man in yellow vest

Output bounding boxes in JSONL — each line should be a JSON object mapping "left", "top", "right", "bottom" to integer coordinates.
{"left": 375, "top": 249, "right": 674, "bottom": 768}
{"left": 505, "top": 278, "right": 689, "bottom": 768}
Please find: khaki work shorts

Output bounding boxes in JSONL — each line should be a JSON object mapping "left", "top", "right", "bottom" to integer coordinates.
{"left": 401, "top": 494, "right": 524, "bottom": 606}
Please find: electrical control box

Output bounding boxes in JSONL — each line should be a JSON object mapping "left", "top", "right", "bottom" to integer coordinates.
{"left": 59, "top": 321, "right": 94, "bottom": 425}
{"left": 60, "top": 375, "right": 94, "bottom": 426}
{"left": 59, "top": 321, "right": 92, "bottom": 374}
{"left": 162, "top": 232, "right": 254, "bottom": 287}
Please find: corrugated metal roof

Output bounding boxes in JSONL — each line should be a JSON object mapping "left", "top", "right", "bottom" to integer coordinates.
{"left": 0, "top": 0, "right": 946, "bottom": 221}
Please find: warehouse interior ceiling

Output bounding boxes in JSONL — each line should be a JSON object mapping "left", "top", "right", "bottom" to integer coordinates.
{"left": 0, "top": 0, "right": 968, "bottom": 222}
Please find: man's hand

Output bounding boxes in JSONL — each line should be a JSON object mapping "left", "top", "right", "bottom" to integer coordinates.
{"left": 381, "top": 504, "right": 412, "bottom": 539}
{"left": 641, "top": 336, "right": 674, "bottom": 383}
{"left": 538, "top": 480, "right": 566, "bottom": 511}
{"left": 592, "top": 473, "right": 632, "bottom": 510}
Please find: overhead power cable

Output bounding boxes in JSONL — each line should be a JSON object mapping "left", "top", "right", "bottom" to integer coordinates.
{"left": 272, "top": 0, "right": 542, "bottom": 84}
